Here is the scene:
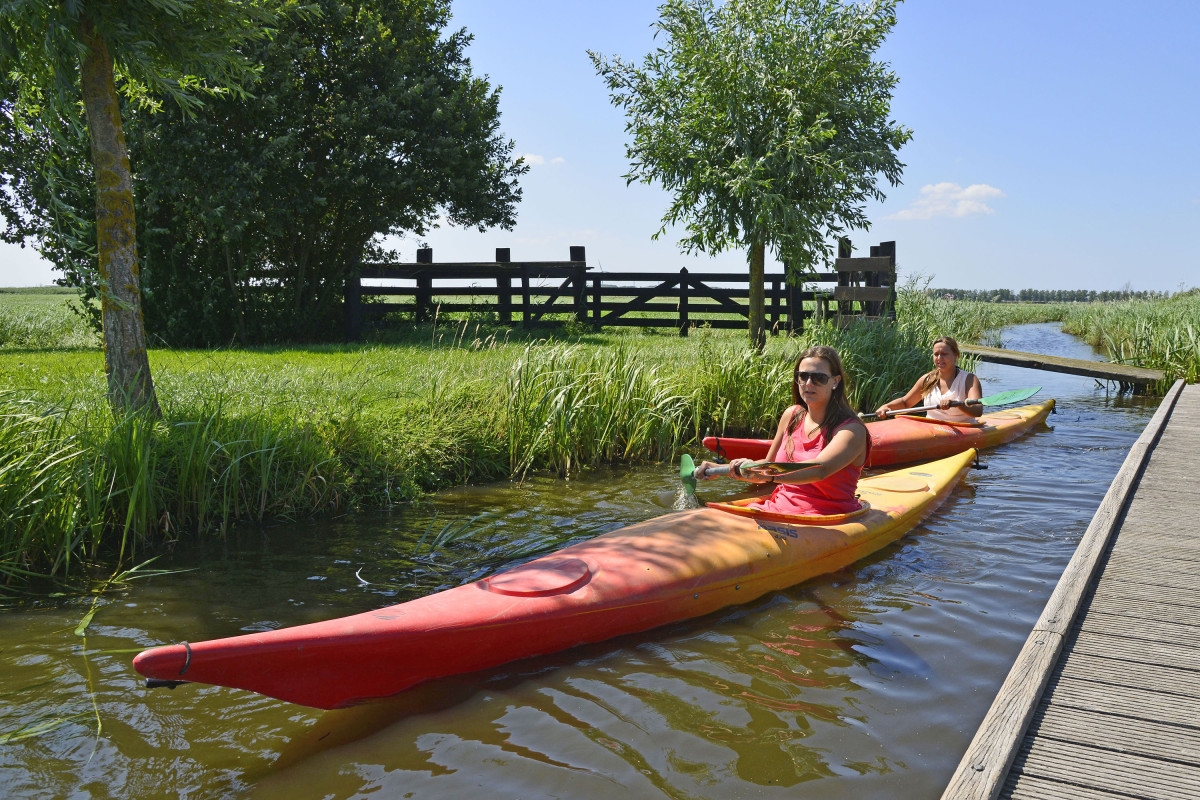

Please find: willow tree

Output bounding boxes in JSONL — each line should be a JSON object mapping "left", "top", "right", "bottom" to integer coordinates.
{"left": 0, "top": 0, "right": 273, "bottom": 414}
{"left": 591, "top": 0, "right": 911, "bottom": 348}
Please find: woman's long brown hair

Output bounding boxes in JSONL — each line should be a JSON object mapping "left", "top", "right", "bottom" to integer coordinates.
{"left": 918, "top": 336, "right": 961, "bottom": 395}
{"left": 787, "top": 345, "right": 861, "bottom": 439}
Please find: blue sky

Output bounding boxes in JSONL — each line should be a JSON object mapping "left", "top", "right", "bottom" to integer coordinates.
{"left": 3, "top": 0, "right": 1197, "bottom": 290}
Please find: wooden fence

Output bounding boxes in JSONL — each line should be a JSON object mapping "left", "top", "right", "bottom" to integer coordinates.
{"left": 344, "top": 241, "right": 896, "bottom": 340}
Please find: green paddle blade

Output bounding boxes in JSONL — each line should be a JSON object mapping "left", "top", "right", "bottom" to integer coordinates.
{"left": 978, "top": 386, "right": 1040, "bottom": 406}
{"left": 680, "top": 454, "right": 697, "bottom": 495}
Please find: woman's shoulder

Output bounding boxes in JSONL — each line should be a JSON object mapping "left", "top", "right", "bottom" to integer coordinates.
{"left": 832, "top": 413, "right": 867, "bottom": 434}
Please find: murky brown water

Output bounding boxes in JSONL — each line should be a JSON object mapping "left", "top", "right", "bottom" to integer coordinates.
{"left": 0, "top": 324, "right": 1161, "bottom": 799}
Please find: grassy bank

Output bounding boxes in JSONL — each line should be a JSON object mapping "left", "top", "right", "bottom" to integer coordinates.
{"left": 0, "top": 300, "right": 941, "bottom": 592}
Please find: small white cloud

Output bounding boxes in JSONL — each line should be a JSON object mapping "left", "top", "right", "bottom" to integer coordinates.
{"left": 521, "top": 153, "right": 565, "bottom": 167}
{"left": 888, "top": 182, "right": 1006, "bottom": 220}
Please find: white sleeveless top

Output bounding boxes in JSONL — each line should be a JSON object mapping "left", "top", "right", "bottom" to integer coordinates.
{"left": 924, "top": 368, "right": 973, "bottom": 422}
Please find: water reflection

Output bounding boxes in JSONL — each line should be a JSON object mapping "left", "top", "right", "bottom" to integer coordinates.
{"left": 0, "top": 323, "right": 1164, "bottom": 799}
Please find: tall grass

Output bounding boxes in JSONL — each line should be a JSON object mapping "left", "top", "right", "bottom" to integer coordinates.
{"left": 1060, "top": 291, "right": 1200, "bottom": 387}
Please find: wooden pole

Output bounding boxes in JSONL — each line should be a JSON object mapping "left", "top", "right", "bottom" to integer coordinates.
{"left": 344, "top": 264, "right": 362, "bottom": 342}
{"left": 415, "top": 247, "right": 432, "bottom": 323}
{"left": 570, "top": 246, "right": 586, "bottom": 325}
{"left": 496, "top": 247, "right": 512, "bottom": 324}
{"left": 679, "top": 267, "right": 690, "bottom": 336}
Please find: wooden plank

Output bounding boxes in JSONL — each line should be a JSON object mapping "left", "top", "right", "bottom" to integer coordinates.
{"left": 834, "top": 256, "right": 894, "bottom": 273}
{"left": 687, "top": 278, "right": 755, "bottom": 316}
{"left": 1031, "top": 704, "right": 1200, "bottom": 767}
{"left": 833, "top": 285, "right": 892, "bottom": 303}
{"left": 1081, "top": 580, "right": 1200, "bottom": 608}
{"left": 1075, "top": 618, "right": 1200, "bottom": 652}
{"left": 1066, "top": 629, "right": 1200, "bottom": 671}
{"left": 1003, "top": 771, "right": 1135, "bottom": 799}
{"left": 1007, "top": 738, "right": 1200, "bottom": 799}
{"left": 940, "top": 380, "right": 1187, "bottom": 800}
{"left": 1048, "top": 675, "right": 1200, "bottom": 726}
{"left": 1055, "top": 650, "right": 1200, "bottom": 698}
{"left": 1082, "top": 611, "right": 1200, "bottom": 644}
{"left": 1086, "top": 595, "right": 1200, "bottom": 624}
{"left": 598, "top": 278, "right": 681, "bottom": 323}
{"left": 959, "top": 344, "right": 1163, "bottom": 384}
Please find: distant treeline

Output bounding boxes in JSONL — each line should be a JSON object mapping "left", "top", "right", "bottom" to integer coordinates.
{"left": 929, "top": 288, "right": 1176, "bottom": 303}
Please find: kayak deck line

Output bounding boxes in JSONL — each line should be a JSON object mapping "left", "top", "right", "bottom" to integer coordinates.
{"left": 133, "top": 449, "right": 977, "bottom": 710}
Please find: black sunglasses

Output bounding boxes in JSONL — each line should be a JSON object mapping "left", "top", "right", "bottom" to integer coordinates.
{"left": 797, "top": 371, "right": 832, "bottom": 386}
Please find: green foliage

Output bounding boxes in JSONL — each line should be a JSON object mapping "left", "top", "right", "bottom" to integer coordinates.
{"left": 132, "top": 0, "right": 527, "bottom": 346}
{"left": 590, "top": 0, "right": 911, "bottom": 275}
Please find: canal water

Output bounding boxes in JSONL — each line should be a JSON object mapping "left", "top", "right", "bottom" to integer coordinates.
{"left": 0, "top": 324, "right": 1161, "bottom": 799}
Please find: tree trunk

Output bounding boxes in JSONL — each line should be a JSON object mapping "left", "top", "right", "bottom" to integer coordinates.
{"left": 78, "top": 14, "right": 160, "bottom": 416}
{"left": 747, "top": 232, "right": 766, "bottom": 351}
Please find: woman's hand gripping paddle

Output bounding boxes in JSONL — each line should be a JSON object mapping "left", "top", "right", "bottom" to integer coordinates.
{"left": 679, "top": 454, "right": 818, "bottom": 496}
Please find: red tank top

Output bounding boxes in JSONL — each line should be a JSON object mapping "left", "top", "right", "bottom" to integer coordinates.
{"left": 754, "top": 410, "right": 868, "bottom": 516}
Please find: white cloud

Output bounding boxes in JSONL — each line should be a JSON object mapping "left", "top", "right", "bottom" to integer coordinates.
{"left": 887, "top": 182, "right": 1006, "bottom": 220}
{"left": 522, "top": 153, "right": 565, "bottom": 167}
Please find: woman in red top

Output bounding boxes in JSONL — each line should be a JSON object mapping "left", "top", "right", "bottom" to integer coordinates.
{"left": 697, "top": 345, "right": 869, "bottom": 515}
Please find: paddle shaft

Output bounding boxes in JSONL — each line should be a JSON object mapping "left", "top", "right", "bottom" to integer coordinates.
{"left": 863, "top": 386, "right": 1041, "bottom": 420}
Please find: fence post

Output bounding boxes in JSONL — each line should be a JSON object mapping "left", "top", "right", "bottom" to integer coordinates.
{"left": 521, "top": 261, "right": 531, "bottom": 330}
{"left": 836, "top": 238, "right": 852, "bottom": 318}
{"left": 415, "top": 247, "right": 433, "bottom": 323}
{"left": 344, "top": 264, "right": 362, "bottom": 342}
{"left": 783, "top": 260, "right": 802, "bottom": 335}
{"left": 877, "top": 240, "right": 897, "bottom": 320}
{"left": 591, "top": 275, "right": 602, "bottom": 327}
{"left": 496, "top": 247, "right": 512, "bottom": 324}
{"left": 769, "top": 276, "right": 781, "bottom": 335}
{"left": 679, "top": 267, "right": 690, "bottom": 336}
{"left": 570, "top": 246, "right": 586, "bottom": 325}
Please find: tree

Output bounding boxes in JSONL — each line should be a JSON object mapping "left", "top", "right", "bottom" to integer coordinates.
{"left": 591, "top": 0, "right": 911, "bottom": 347}
{"left": 0, "top": 0, "right": 273, "bottom": 414}
{"left": 130, "top": 0, "right": 527, "bottom": 345}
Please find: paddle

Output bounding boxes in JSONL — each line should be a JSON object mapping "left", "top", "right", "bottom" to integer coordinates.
{"left": 863, "top": 386, "right": 1041, "bottom": 420}
{"left": 680, "top": 454, "right": 818, "bottom": 496}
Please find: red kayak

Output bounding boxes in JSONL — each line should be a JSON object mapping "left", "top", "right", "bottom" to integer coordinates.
{"left": 133, "top": 450, "right": 977, "bottom": 709}
{"left": 703, "top": 400, "right": 1054, "bottom": 467}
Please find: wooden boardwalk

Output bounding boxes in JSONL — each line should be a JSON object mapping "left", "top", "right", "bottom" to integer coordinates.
{"left": 943, "top": 379, "right": 1198, "bottom": 799}
{"left": 960, "top": 343, "right": 1164, "bottom": 388}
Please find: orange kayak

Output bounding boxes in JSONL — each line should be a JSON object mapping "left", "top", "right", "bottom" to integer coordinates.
{"left": 132, "top": 450, "right": 975, "bottom": 710}
{"left": 703, "top": 400, "right": 1055, "bottom": 467}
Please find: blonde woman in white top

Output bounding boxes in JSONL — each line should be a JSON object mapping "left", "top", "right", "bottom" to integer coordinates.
{"left": 873, "top": 337, "right": 983, "bottom": 422}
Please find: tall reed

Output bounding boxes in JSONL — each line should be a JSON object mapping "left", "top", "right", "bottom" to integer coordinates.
{"left": 1061, "top": 291, "right": 1200, "bottom": 387}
